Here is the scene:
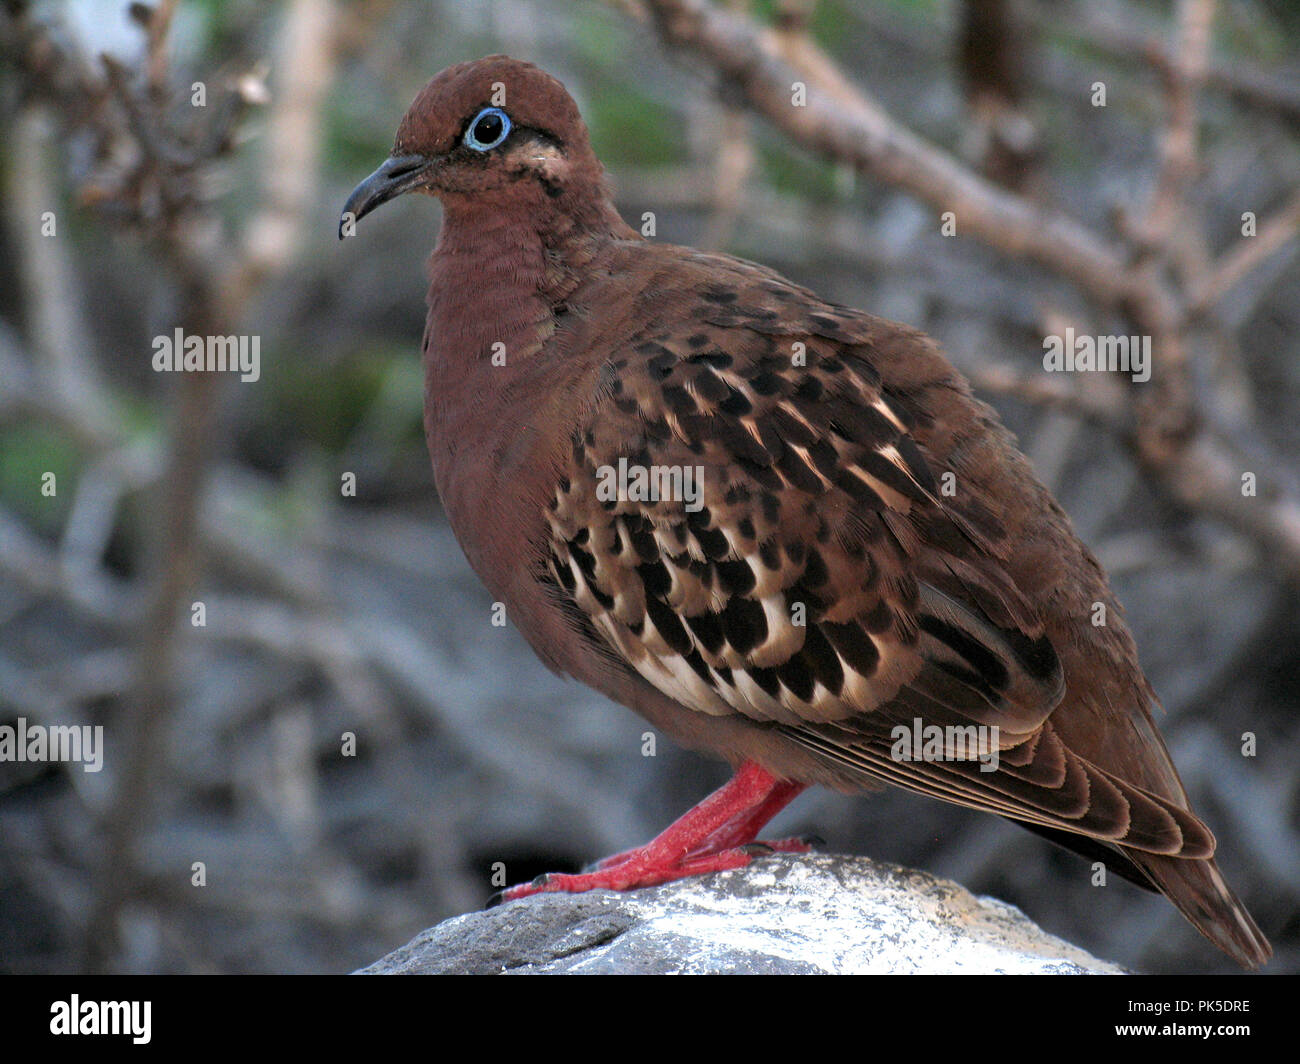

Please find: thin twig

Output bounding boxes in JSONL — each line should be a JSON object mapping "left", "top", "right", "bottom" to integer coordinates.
{"left": 1190, "top": 189, "right": 1300, "bottom": 314}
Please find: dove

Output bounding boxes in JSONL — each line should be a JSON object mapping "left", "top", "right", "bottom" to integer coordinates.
{"left": 340, "top": 56, "right": 1270, "bottom": 968}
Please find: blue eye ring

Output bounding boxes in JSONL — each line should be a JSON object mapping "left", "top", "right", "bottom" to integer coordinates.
{"left": 464, "top": 107, "right": 511, "bottom": 152}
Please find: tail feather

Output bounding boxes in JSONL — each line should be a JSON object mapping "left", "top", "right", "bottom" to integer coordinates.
{"left": 1015, "top": 819, "right": 1271, "bottom": 968}
{"left": 1128, "top": 851, "right": 1272, "bottom": 969}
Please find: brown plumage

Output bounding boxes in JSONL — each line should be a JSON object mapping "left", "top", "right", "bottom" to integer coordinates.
{"left": 340, "top": 56, "right": 1271, "bottom": 968}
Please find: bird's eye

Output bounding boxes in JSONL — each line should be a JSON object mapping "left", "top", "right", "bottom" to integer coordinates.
{"left": 464, "top": 107, "right": 511, "bottom": 152}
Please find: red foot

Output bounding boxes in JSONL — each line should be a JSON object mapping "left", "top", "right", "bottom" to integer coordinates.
{"left": 498, "top": 762, "right": 809, "bottom": 903}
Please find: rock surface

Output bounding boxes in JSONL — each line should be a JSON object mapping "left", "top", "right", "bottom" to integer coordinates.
{"left": 357, "top": 853, "right": 1125, "bottom": 974}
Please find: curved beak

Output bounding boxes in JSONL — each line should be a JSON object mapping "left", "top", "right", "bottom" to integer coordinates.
{"left": 339, "top": 153, "right": 434, "bottom": 239}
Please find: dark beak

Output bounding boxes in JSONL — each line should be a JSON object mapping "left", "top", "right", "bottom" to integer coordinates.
{"left": 339, "top": 154, "right": 434, "bottom": 239}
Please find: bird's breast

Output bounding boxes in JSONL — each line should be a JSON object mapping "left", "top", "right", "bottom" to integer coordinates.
{"left": 420, "top": 308, "right": 612, "bottom": 679}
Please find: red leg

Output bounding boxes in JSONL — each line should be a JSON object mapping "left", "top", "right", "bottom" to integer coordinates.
{"left": 688, "top": 778, "right": 808, "bottom": 856}
{"left": 499, "top": 761, "right": 810, "bottom": 902}
{"left": 589, "top": 778, "right": 808, "bottom": 870}
{"left": 589, "top": 774, "right": 808, "bottom": 870}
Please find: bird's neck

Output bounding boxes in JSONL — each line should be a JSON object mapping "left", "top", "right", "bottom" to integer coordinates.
{"left": 427, "top": 188, "right": 634, "bottom": 366}
{"left": 421, "top": 188, "right": 637, "bottom": 496}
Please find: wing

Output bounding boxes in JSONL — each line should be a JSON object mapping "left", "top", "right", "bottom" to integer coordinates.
{"left": 545, "top": 248, "right": 1215, "bottom": 859}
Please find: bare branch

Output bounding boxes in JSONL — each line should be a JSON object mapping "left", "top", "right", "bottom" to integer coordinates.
{"left": 1134, "top": 0, "right": 1215, "bottom": 257}
{"left": 1031, "top": 2, "right": 1300, "bottom": 124}
{"left": 220, "top": 0, "right": 339, "bottom": 319}
{"left": 638, "top": 0, "right": 1134, "bottom": 306}
{"left": 966, "top": 362, "right": 1127, "bottom": 433}
{"left": 1190, "top": 190, "right": 1300, "bottom": 314}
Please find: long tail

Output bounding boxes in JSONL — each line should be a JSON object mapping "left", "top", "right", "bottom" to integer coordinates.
{"left": 1127, "top": 851, "right": 1272, "bottom": 969}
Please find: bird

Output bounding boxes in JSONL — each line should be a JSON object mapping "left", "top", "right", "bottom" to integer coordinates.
{"left": 339, "top": 55, "right": 1271, "bottom": 969}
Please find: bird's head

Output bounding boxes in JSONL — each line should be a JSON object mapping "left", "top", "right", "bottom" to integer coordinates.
{"left": 340, "top": 55, "right": 612, "bottom": 237}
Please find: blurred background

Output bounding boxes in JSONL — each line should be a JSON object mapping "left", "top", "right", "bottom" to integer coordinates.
{"left": 1, "top": 0, "right": 1297, "bottom": 974}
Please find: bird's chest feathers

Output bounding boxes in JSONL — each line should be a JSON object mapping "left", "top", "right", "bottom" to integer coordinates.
{"left": 420, "top": 230, "right": 574, "bottom": 604}
{"left": 423, "top": 344, "right": 555, "bottom": 601}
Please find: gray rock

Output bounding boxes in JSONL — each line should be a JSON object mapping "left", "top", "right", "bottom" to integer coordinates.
{"left": 357, "top": 853, "right": 1125, "bottom": 974}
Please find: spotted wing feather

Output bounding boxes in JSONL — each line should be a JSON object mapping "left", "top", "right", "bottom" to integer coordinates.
{"left": 544, "top": 248, "right": 1213, "bottom": 860}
